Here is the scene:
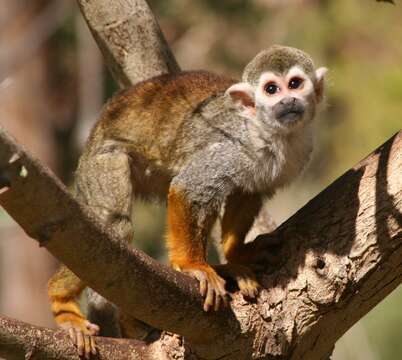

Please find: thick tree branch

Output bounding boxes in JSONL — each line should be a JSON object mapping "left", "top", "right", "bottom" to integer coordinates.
{"left": 0, "top": 126, "right": 401, "bottom": 359}
{"left": 0, "top": 315, "right": 156, "bottom": 360}
{"left": 0, "top": 127, "right": 233, "bottom": 346}
{"left": 271, "top": 131, "right": 402, "bottom": 359}
{"left": 76, "top": 0, "right": 180, "bottom": 87}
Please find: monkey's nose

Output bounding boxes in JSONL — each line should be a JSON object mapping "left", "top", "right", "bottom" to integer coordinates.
{"left": 279, "top": 97, "right": 297, "bottom": 106}
{"left": 273, "top": 97, "right": 305, "bottom": 124}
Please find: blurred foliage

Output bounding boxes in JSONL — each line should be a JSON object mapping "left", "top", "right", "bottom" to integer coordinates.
{"left": 131, "top": 201, "right": 166, "bottom": 259}
{"left": 363, "top": 289, "right": 402, "bottom": 359}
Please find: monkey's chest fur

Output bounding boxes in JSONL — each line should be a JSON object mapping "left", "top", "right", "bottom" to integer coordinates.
{"left": 247, "top": 126, "right": 313, "bottom": 195}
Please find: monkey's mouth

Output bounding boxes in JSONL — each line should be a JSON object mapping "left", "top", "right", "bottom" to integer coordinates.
{"left": 275, "top": 106, "right": 305, "bottom": 125}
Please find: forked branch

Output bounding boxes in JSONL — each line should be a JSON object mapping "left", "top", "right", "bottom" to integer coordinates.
{"left": 0, "top": 0, "right": 400, "bottom": 358}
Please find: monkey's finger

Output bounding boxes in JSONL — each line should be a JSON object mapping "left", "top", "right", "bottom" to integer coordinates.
{"left": 239, "top": 283, "right": 250, "bottom": 298}
{"left": 217, "top": 280, "right": 227, "bottom": 296}
{"left": 253, "top": 287, "right": 260, "bottom": 297}
{"left": 90, "top": 336, "right": 97, "bottom": 356}
{"left": 84, "top": 335, "right": 91, "bottom": 359}
{"left": 240, "top": 277, "right": 260, "bottom": 299}
{"left": 212, "top": 276, "right": 226, "bottom": 295}
{"left": 249, "top": 287, "right": 257, "bottom": 298}
{"left": 68, "top": 327, "right": 77, "bottom": 346}
{"left": 215, "top": 278, "right": 229, "bottom": 309}
{"left": 246, "top": 284, "right": 258, "bottom": 298}
{"left": 203, "top": 298, "right": 210, "bottom": 312}
{"left": 76, "top": 330, "right": 85, "bottom": 357}
{"left": 239, "top": 285, "right": 249, "bottom": 298}
{"left": 199, "top": 277, "right": 207, "bottom": 297}
{"left": 245, "top": 280, "right": 254, "bottom": 298}
{"left": 204, "top": 285, "right": 214, "bottom": 312}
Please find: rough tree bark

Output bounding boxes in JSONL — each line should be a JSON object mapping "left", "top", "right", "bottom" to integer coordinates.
{"left": 76, "top": 0, "right": 180, "bottom": 86}
{"left": 0, "top": 0, "right": 401, "bottom": 359}
{"left": 0, "top": 124, "right": 401, "bottom": 359}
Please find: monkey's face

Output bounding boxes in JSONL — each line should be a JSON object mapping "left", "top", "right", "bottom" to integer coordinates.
{"left": 256, "top": 67, "right": 316, "bottom": 128}
{"left": 226, "top": 65, "right": 327, "bottom": 134}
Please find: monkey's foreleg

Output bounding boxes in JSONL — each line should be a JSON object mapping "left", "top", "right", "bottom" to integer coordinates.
{"left": 167, "top": 187, "right": 229, "bottom": 312}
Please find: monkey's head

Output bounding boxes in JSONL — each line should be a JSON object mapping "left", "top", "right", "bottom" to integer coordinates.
{"left": 226, "top": 45, "right": 327, "bottom": 134}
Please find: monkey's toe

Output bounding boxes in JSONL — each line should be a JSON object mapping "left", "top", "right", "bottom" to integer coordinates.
{"left": 70, "top": 328, "right": 96, "bottom": 359}
{"left": 237, "top": 276, "right": 260, "bottom": 299}
{"left": 203, "top": 272, "right": 229, "bottom": 312}
{"left": 213, "top": 263, "right": 261, "bottom": 300}
{"left": 60, "top": 319, "right": 99, "bottom": 358}
{"left": 174, "top": 263, "right": 230, "bottom": 312}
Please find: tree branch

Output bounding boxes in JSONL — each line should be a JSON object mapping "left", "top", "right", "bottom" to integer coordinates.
{"left": 76, "top": 0, "right": 180, "bottom": 87}
{"left": 0, "top": 127, "right": 234, "bottom": 345}
{"left": 0, "top": 126, "right": 401, "bottom": 358}
{"left": 0, "top": 315, "right": 156, "bottom": 360}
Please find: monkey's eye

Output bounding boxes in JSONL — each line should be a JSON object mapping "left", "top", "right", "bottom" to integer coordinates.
{"left": 288, "top": 77, "right": 303, "bottom": 89}
{"left": 264, "top": 82, "right": 280, "bottom": 95}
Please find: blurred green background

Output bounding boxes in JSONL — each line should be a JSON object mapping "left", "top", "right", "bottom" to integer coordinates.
{"left": 0, "top": 1, "right": 400, "bottom": 359}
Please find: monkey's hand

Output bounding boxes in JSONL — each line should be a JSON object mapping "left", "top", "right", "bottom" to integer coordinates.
{"left": 213, "top": 263, "right": 260, "bottom": 299}
{"left": 173, "top": 262, "right": 229, "bottom": 312}
{"left": 53, "top": 302, "right": 99, "bottom": 358}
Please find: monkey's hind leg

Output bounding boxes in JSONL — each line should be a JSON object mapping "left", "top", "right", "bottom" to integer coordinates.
{"left": 167, "top": 187, "right": 228, "bottom": 312}
{"left": 220, "top": 191, "right": 263, "bottom": 298}
{"left": 48, "top": 149, "right": 135, "bottom": 357}
{"left": 48, "top": 265, "right": 99, "bottom": 357}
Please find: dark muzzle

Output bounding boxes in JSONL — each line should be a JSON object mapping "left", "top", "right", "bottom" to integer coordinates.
{"left": 273, "top": 97, "right": 305, "bottom": 124}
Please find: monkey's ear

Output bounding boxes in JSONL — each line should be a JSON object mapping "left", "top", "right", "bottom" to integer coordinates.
{"left": 315, "top": 67, "right": 328, "bottom": 103}
{"left": 226, "top": 83, "right": 256, "bottom": 118}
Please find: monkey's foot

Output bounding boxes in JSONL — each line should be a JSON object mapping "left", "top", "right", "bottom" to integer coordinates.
{"left": 173, "top": 262, "right": 229, "bottom": 312}
{"left": 213, "top": 263, "right": 261, "bottom": 299}
{"left": 57, "top": 316, "right": 99, "bottom": 358}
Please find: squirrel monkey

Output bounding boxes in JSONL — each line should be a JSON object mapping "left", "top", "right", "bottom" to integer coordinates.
{"left": 48, "top": 45, "right": 327, "bottom": 356}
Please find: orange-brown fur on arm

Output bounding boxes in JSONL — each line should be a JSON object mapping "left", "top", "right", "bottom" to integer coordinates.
{"left": 167, "top": 187, "right": 228, "bottom": 311}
